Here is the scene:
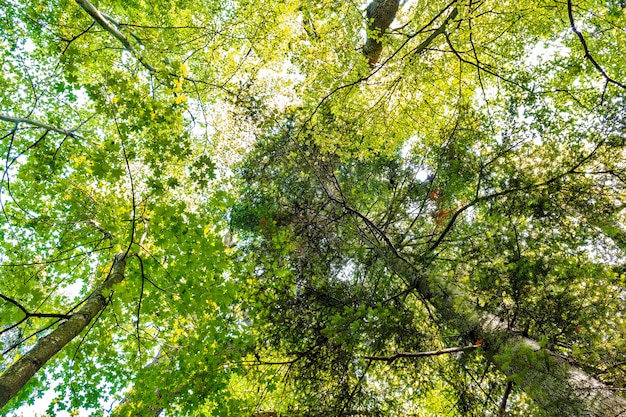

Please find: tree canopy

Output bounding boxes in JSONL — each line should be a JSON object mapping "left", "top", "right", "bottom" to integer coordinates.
{"left": 1, "top": 0, "right": 625, "bottom": 416}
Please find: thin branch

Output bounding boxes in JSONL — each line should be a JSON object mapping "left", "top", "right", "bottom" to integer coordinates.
{"left": 567, "top": 0, "right": 626, "bottom": 90}
{"left": 402, "top": 6, "right": 458, "bottom": 58}
{"left": 445, "top": 34, "right": 529, "bottom": 91}
{"left": 339, "top": 359, "right": 372, "bottom": 416}
{"left": 136, "top": 255, "right": 146, "bottom": 357}
{"left": 498, "top": 381, "right": 513, "bottom": 416}
{"left": 1, "top": 240, "right": 111, "bottom": 268}
{"left": 380, "top": 286, "right": 414, "bottom": 305}
{"left": 59, "top": 21, "right": 96, "bottom": 57}
{"left": 0, "top": 292, "right": 72, "bottom": 322}
{"left": 0, "top": 293, "right": 29, "bottom": 316}
{"left": 249, "top": 358, "right": 302, "bottom": 366}
{"left": 1, "top": 318, "right": 63, "bottom": 355}
{"left": 365, "top": 344, "right": 480, "bottom": 363}
{"left": 0, "top": 114, "right": 79, "bottom": 137}
{"left": 112, "top": 105, "right": 138, "bottom": 260}
{"left": 428, "top": 139, "right": 604, "bottom": 252}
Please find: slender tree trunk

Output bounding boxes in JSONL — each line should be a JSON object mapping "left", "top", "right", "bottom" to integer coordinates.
{"left": 0, "top": 254, "right": 127, "bottom": 409}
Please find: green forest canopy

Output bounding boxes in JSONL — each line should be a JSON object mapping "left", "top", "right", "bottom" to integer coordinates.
{"left": 0, "top": 0, "right": 625, "bottom": 415}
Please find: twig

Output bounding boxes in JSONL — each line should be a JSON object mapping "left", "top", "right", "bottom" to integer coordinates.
{"left": 0, "top": 293, "right": 71, "bottom": 321}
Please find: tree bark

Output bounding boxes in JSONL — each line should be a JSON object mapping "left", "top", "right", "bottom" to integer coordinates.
{"left": 0, "top": 254, "right": 127, "bottom": 409}
{"left": 363, "top": 0, "right": 400, "bottom": 67}
{"left": 404, "top": 258, "right": 626, "bottom": 417}
{"left": 478, "top": 313, "right": 626, "bottom": 417}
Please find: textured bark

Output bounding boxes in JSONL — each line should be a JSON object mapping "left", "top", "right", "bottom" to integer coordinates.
{"left": 410, "top": 262, "right": 626, "bottom": 417}
{"left": 363, "top": 0, "right": 400, "bottom": 67}
{"left": 330, "top": 185, "right": 626, "bottom": 415}
{"left": 478, "top": 313, "right": 626, "bottom": 417}
{"left": 0, "top": 254, "right": 127, "bottom": 409}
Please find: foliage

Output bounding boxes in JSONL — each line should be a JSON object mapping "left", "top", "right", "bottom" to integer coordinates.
{"left": 1, "top": 0, "right": 626, "bottom": 415}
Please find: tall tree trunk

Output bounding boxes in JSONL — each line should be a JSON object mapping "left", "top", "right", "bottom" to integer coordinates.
{"left": 478, "top": 313, "right": 626, "bottom": 417}
{"left": 402, "top": 256, "right": 626, "bottom": 416}
{"left": 0, "top": 254, "right": 127, "bottom": 409}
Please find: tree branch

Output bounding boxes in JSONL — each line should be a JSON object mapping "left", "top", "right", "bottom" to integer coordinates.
{"left": 0, "top": 293, "right": 72, "bottom": 322}
{"left": 73, "top": 0, "right": 238, "bottom": 99}
{"left": 0, "top": 114, "right": 79, "bottom": 137}
{"left": 567, "top": 0, "right": 626, "bottom": 90}
{"left": 74, "top": 0, "right": 156, "bottom": 72}
{"left": 498, "top": 381, "right": 513, "bottom": 417}
{"left": 365, "top": 344, "right": 480, "bottom": 363}
{"left": 403, "top": 6, "right": 458, "bottom": 58}
{"left": 0, "top": 253, "right": 128, "bottom": 408}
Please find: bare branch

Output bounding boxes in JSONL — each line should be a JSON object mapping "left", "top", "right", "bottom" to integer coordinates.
{"left": 365, "top": 344, "right": 480, "bottom": 363}
{"left": 0, "top": 114, "right": 79, "bottom": 137}
{"left": 74, "top": 0, "right": 156, "bottom": 72}
{"left": 567, "top": 0, "right": 626, "bottom": 90}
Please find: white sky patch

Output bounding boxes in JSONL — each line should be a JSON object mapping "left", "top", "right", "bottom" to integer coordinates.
{"left": 6, "top": 379, "right": 71, "bottom": 417}
{"left": 400, "top": 135, "right": 431, "bottom": 181}
{"left": 58, "top": 279, "right": 85, "bottom": 298}
{"left": 23, "top": 39, "right": 36, "bottom": 53}
{"left": 256, "top": 62, "right": 305, "bottom": 111}
{"left": 400, "top": 135, "right": 418, "bottom": 159}
{"left": 335, "top": 260, "right": 356, "bottom": 282}
{"left": 525, "top": 40, "right": 570, "bottom": 68}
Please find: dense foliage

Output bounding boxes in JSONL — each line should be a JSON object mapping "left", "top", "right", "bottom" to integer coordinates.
{"left": 1, "top": 0, "right": 625, "bottom": 415}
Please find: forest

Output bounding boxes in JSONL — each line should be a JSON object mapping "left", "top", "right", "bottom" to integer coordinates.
{"left": 0, "top": 0, "right": 625, "bottom": 415}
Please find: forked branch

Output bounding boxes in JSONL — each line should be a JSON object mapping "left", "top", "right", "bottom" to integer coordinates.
{"left": 0, "top": 253, "right": 128, "bottom": 409}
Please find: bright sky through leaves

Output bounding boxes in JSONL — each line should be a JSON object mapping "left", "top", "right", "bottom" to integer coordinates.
{"left": 0, "top": 0, "right": 625, "bottom": 416}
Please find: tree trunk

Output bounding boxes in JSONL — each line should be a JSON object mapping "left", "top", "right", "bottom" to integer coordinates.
{"left": 478, "top": 313, "right": 626, "bottom": 417}
{"left": 0, "top": 254, "right": 127, "bottom": 409}
{"left": 363, "top": 0, "right": 399, "bottom": 67}
{"left": 406, "top": 258, "right": 626, "bottom": 417}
